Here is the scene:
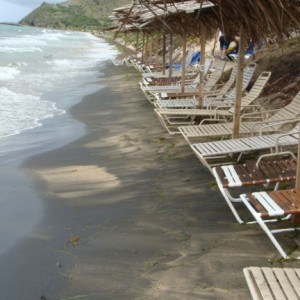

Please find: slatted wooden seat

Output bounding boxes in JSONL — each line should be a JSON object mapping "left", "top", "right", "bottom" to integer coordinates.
{"left": 154, "top": 98, "right": 198, "bottom": 108}
{"left": 179, "top": 89, "right": 300, "bottom": 143}
{"left": 191, "top": 127, "right": 299, "bottom": 171}
{"left": 240, "top": 189, "right": 300, "bottom": 259}
{"left": 243, "top": 266, "right": 300, "bottom": 299}
{"left": 143, "top": 72, "right": 198, "bottom": 86}
{"left": 212, "top": 159, "right": 297, "bottom": 223}
{"left": 157, "top": 91, "right": 199, "bottom": 99}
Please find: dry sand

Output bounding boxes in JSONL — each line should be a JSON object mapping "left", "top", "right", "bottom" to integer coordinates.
{"left": 7, "top": 62, "right": 298, "bottom": 299}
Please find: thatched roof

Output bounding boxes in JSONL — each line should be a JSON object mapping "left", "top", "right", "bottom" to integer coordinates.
{"left": 203, "top": 0, "right": 300, "bottom": 42}
{"left": 110, "top": 0, "right": 300, "bottom": 43}
{"left": 110, "top": 1, "right": 216, "bottom": 36}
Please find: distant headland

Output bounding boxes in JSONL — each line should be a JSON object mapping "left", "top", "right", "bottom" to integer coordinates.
{"left": 0, "top": 22, "right": 20, "bottom": 26}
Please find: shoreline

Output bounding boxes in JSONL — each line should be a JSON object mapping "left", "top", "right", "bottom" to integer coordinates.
{"left": 0, "top": 60, "right": 288, "bottom": 299}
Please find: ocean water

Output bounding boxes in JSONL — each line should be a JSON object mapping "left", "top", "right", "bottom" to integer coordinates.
{"left": 0, "top": 25, "right": 118, "bottom": 260}
{"left": 0, "top": 24, "right": 118, "bottom": 139}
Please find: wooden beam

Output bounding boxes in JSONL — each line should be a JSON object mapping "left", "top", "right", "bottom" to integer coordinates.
{"left": 144, "top": 34, "right": 149, "bottom": 63}
{"left": 181, "top": 32, "right": 187, "bottom": 93}
{"left": 162, "top": 33, "right": 166, "bottom": 75}
{"left": 198, "top": 26, "right": 206, "bottom": 108}
{"left": 296, "top": 126, "right": 300, "bottom": 189}
{"left": 124, "top": 32, "right": 127, "bottom": 58}
{"left": 168, "top": 32, "right": 174, "bottom": 78}
{"left": 232, "top": 26, "right": 247, "bottom": 139}
{"left": 135, "top": 31, "right": 139, "bottom": 60}
{"left": 294, "top": 126, "right": 300, "bottom": 224}
{"left": 141, "top": 32, "right": 145, "bottom": 63}
{"left": 155, "top": 33, "right": 160, "bottom": 66}
{"left": 149, "top": 34, "right": 153, "bottom": 64}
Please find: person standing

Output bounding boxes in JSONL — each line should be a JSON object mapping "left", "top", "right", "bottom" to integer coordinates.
{"left": 216, "top": 28, "right": 229, "bottom": 60}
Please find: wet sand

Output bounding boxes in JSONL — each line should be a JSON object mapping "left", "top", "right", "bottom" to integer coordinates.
{"left": 0, "top": 62, "right": 293, "bottom": 299}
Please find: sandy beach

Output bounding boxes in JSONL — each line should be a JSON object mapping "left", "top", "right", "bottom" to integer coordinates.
{"left": 0, "top": 61, "right": 296, "bottom": 299}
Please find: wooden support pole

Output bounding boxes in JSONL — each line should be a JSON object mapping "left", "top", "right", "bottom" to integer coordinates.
{"left": 162, "top": 33, "right": 166, "bottom": 75}
{"left": 293, "top": 125, "right": 300, "bottom": 224}
{"left": 135, "top": 31, "right": 139, "bottom": 60}
{"left": 168, "top": 32, "right": 174, "bottom": 78}
{"left": 141, "top": 32, "right": 145, "bottom": 63}
{"left": 181, "top": 32, "right": 187, "bottom": 93}
{"left": 232, "top": 27, "right": 247, "bottom": 139}
{"left": 124, "top": 32, "right": 127, "bottom": 58}
{"left": 155, "top": 33, "right": 160, "bottom": 66}
{"left": 149, "top": 34, "right": 153, "bottom": 64}
{"left": 144, "top": 34, "right": 149, "bottom": 64}
{"left": 296, "top": 126, "right": 300, "bottom": 189}
{"left": 198, "top": 26, "right": 206, "bottom": 108}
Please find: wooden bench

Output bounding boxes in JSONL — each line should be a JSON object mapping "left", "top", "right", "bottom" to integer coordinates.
{"left": 243, "top": 266, "right": 300, "bottom": 299}
{"left": 212, "top": 159, "right": 297, "bottom": 224}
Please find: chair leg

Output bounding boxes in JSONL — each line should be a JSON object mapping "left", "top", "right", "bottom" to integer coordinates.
{"left": 240, "top": 194, "right": 300, "bottom": 260}
{"left": 212, "top": 168, "right": 244, "bottom": 223}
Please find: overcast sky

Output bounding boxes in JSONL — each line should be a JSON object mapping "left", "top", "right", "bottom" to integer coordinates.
{"left": 0, "top": 0, "right": 64, "bottom": 22}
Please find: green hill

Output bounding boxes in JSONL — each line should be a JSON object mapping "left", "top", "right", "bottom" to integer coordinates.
{"left": 20, "top": 0, "right": 130, "bottom": 31}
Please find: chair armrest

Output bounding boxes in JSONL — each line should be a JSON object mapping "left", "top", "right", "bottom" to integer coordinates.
{"left": 252, "top": 118, "right": 300, "bottom": 135}
{"left": 273, "top": 128, "right": 299, "bottom": 155}
{"left": 199, "top": 118, "right": 227, "bottom": 125}
{"left": 240, "top": 108, "right": 280, "bottom": 122}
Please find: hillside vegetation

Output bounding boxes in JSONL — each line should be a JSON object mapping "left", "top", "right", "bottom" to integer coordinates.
{"left": 20, "top": 0, "right": 130, "bottom": 31}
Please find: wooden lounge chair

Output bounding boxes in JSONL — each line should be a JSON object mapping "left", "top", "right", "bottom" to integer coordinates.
{"left": 202, "top": 58, "right": 227, "bottom": 91}
{"left": 240, "top": 189, "right": 300, "bottom": 259}
{"left": 142, "top": 72, "right": 198, "bottom": 86}
{"left": 154, "top": 70, "right": 268, "bottom": 135}
{"left": 153, "top": 63, "right": 256, "bottom": 129}
{"left": 190, "top": 126, "right": 300, "bottom": 171}
{"left": 154, "top": 62, "right": 238, "bottom": 101}
{"left": 243, "top": 266, "right": 300, "bottom": 299}
{"left": 141, "top": 46, "right": 195, "bottom": 78}
{"left": 144, "top": 58, "right": 225, "bottom": 90}
{"left": 139, "top": 59, "right": 213, "bottom": 101}
{"left": 212, "top": 158, "right": 297, "bottom": 223}
{"left": 179, "top": 89, "right": 300, "bottom": 144}
{"left": 153, "top": 59, "right": 227, "bottom": 109}
{"left": 141, "top": 52, "right": 207, "bottom": 85}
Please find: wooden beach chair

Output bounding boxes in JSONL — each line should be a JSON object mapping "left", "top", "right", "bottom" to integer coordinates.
{"left": 141, "top": 52, "right": 205, "bottom": 85}
{"left": 190, "top": 126, "right": 300, "bottom": 171}
{"left": 243, "top": 266, "right": 300, "bottom": 299}
{"left": 148, "top": 58, "right": 225, "bottom": 89}
{"left": 154, "top": 70, "right": 268, "bottom": 135}
{"left": 141, "top": 72, "right": 198, "bottom": 88}
{"left": 154, "top": 62, "right": 238, "bottom": 101}
{"left": 240, "top": 189, "right": 300, "bottom": 259}
{"left": 111, "top": 57, "right": 125, "bottom": 66}
{"left": 212, "top": 158, "right": 297, "bottom": 223}
{"left": 202, "top": 58, "right": 227, "bottom": 91}
{"left": 139, "top": 59, "right": 213, "bottom": 101}
{"left": 153, "top": 59, "right": 227, "bottom": 109}
{"left": 179, "top": 89, "right": 300, "bottom": 144}
{"left": 153, "top": 63, "right": 256, "bottom": 130}
{"left": 141, "top": 46, "right": 195, "bottom": 78}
